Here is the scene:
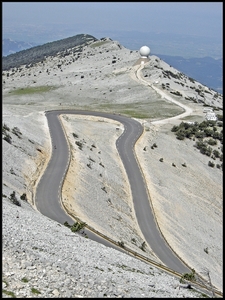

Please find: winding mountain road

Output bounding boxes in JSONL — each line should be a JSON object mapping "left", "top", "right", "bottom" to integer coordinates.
{"left": 35, "top": 109, "right": 190, "bottom": 274}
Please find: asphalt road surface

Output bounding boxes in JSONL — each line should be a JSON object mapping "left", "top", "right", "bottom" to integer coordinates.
{"left": 35, "top": 109, "right": 190, "bottom": 274}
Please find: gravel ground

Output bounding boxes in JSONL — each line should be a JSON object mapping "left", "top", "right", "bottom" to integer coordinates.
{"left": 2, "top": 38, "right": 223, "bottom": 297}
{"left": 3, "top": 197, "right": 207, "bottom": 298}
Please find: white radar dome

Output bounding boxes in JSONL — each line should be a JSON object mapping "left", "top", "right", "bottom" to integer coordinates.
{"left": 139, "top": 46, "right": 150, "bottom": 58}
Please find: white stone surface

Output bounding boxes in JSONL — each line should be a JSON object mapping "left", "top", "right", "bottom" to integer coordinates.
{"left": 2, "top": 38, "right": 223, "bottom": 297}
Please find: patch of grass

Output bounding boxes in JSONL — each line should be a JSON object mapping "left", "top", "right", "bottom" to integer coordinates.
{"left": 21, "top": 277, "right": 29, "bottom": 283}
{"left": 90, "top": 41, "right": 109, "bottom": 48}
{"left": 9, "top": 85, "right": 58, "bottom": 95}
{"left": 3, "top": 280, "right": 9, "bottom": 287}
{"left": 121, "top": 109, "right": 150, "bottom": 119}
{"left": 96, "top": 100, "right": 183, "bottom": 119}
{"left": 31, "top": 287, "right": 41, "bottom": 294}
{"left": 2, "top": 290, "right": 16, "bottom": 297}
{"left": 201, "top": 293, "right": 209, "bottom": 298}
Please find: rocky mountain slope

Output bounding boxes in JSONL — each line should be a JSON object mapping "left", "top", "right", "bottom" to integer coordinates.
{"left": 2, "top": 35, "right": 223, "bottom": 297}
{"left": 3, "top": 35, "right": 222, "bottom": 93}
{"left": 154, "top": 54, "right": 222, "bottom": 94}
{"left": 2, "top": 34, "right": 98, "bottom": 70}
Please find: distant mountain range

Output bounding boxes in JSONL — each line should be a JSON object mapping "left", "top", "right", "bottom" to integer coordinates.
{"left": 153, "top": 54, "right": 222, "bottom": 95}
{"left": 2, "top": 38, "right": 38, "bottom": 57}
{"left": 2, "top": 37, "right": 222, "bottom": 94}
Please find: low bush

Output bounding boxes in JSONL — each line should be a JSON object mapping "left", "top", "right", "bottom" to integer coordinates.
{"left": 20, "top": 193, "right": 27, "bottom": 201}
{"left": 72, "top": 133, "right": 78, "bottom": 138}
{"left": 180, "top": 269, "right": 196, "bottom": 283}
{"left": 118, "top": 241, "right": 125, "bottom": 248}
{"left": 207, "top": 138, "right": 217, "bottom": 146}
{"left": 75, "top": 140, "right": 83, "bottom": 150}
{"left": 3, "top": 133, "right": 12, "bottom": 144}
{"left": 3, "top": 123, "right": 10, "bottom": 132}
{"left": 208, "top": 161, "right": 215, "bottom": 168}
{"left": 9, "top": 191, "right": 21, "bottom": 206}
{"left": 64, "top": 221, "right": 86, "bottom": 232}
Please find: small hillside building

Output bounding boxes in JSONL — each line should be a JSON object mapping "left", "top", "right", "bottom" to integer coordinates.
{"left": 205, "top": 112, "right": 217, "bottom": 121}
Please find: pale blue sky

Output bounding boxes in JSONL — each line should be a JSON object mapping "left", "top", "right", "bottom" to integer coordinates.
{"left": 2, "top": 2, "right": 223, "bottom": 57}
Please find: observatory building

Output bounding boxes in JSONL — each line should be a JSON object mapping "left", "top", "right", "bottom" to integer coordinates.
{"left": 139, "top": 46, "right": 150, "bottom": 58}
{"left": 133, "top": 45, "right": 150, "bottom": 66}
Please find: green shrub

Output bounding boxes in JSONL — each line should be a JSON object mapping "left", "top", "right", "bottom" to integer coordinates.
{"left": 10, "top": 168, "right": 16, "bottom": 175}
{"left": 64, "top": 221, "right": 71, "bottom": 228}
{"left": 171, "top": 125, "right": 179, "bottom": 132}
{"left": 185, "top": 128, "right": 195, "bottom": 138}
{"left": 9, "top": 191, "right": 21, "bottom": 206}
{"left": 208, "top": 161, "right": 215, "bottom": 167}
{"left": 71, "top": 221, "right": 86, "bottom": 232}
{"left": 207, "top": 138, "right": 217, "bottom": 146}
{"left": 213, "top": 149, "right": 220, "bottom": 158}
{"left": 198, "top": 121, "right": 209, "bottom": 129}
{"left": 204, "top": 128, "right": 214, "bottom": 137}
{"left": 12, "top": 127, "right": 22, "bottom": 138}
{"left": 3, "top": 133, "right": 12, "bottom": 144}
{"left": 118, "top": 241, "right": 125, "bottom": 248}
{"left": 195, "top": 131, "right": 205, "bottom": 139}
{"left": 140, "top": 241, "right": 146, "bottom": 252}
{"left": 205, "top": 147, "right": 212, "bottom": 156}
{"left": 176, "top": 130, "right": 185, "bottom": 140}
{"left": 180, "top": 269, "right": 196, "bottom": 283}
{"left": 194, "top": 141, "right": 212, "bottom": 156}
{"left": 75, "top": 140, "right": 83, "bottom": 150}
{"left": 3, "top": 123, "right": 10, "bottom": 131}
{"left": 64, "top": 221, "right": 86, "bottom": 232}
{"left": 204, "top": 247, "right": 209, "bottom": 254}
{"left": 216, "top": 114, "right": 223, "bottom": 121}
{"left": 20, "top": 193, "right": 27, "bottom": 201}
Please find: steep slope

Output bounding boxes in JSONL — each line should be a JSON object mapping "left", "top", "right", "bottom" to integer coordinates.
{"left": 2, "top": 34, "right": 98, "bottom": 70}
{"left": 2, "top": 35, "right": 223, "bottom": 296}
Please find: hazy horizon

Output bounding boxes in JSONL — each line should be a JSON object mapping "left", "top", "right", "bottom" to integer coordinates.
{"left": 2, "top": 2, "right": 222, "bottom": 59}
